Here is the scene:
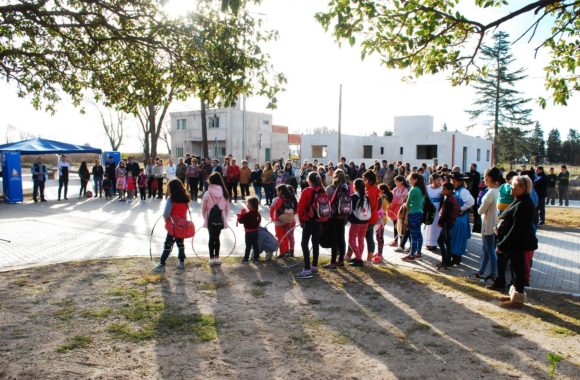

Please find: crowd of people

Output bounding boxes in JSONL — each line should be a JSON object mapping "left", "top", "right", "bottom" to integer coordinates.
{"left": 149, "top": 154, "right": 568, "bottom": 310}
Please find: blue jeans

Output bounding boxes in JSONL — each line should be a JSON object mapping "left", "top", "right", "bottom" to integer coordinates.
{"left": 479, "top": 234, "right": 497, "bottom": 276}
{"left": 408, "top": 212, "right": 423, "bottom": 256}
{"left": 93, "top": 177, "right": 103, "bottom": 196}
{"left": 253, "top": 184, "right": 262, "bottom": 201}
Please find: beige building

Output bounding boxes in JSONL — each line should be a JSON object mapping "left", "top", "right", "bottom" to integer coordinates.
{"left": 170, "top": 105, "right": 297, "bottom": 164}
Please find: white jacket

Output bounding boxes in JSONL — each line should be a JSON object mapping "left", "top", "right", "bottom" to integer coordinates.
{"left": 478, "top": 188, "right": 499, "bottom": 236}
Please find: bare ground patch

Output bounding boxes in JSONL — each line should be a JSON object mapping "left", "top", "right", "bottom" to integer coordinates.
{"left": 0, "top": 257, "right": 578, "bottom": 379}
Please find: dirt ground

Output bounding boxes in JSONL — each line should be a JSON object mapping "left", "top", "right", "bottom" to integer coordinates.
{"left": 0, "top": 257, "right": 578, "bottom": 379}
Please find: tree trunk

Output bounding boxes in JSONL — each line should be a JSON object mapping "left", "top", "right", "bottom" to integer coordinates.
{"left": 200, "top": 100, "right": 209, "bottom": 158}
{"left": 493, "top": 44, "right": 501, "bottom": 165}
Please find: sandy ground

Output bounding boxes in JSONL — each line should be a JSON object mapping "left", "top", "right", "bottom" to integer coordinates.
{"left": 0, "top": 257, "right": 578, "bottom": 380}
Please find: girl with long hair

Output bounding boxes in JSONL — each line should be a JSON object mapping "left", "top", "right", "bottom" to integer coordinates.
{"left": 323, "top": 169, "right": 349, "bottom": 269}
{"left": 154, "top": 179, "right": 191, "bottom": 272}
{"left": 270, "top": 184, "right": 298, "bottom": 257}
{"left": 201, "top": 172, "right": 230, "bottom": 265}
{"left": 401, "top": 173, "right": 426, "bottom": 261}
{"left": 296, "top": 172, "right": 324, "bottom": 279}
{"left": 363, "top": 170, "right": 381, "bottom": 263}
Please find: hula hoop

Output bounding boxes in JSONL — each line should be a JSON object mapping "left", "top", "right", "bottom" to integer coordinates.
{"left": 191, "top": 226, "right": 237, "bottom": 259}
{"left": 148, "top": 208, "right": 196, "bottom": 262}
{"left": 274, "top": 223, "right": 304, "bottom": 269}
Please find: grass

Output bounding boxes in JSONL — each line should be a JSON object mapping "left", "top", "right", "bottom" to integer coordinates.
{"left": 52, "top": 298, "right": 76, "bottom": 321}
{"left": 81, "top": 307, "right": 113, "bottom": 319}
{"left": 250, "top": 288, "right": 266, "bottom": 298}
{"left": 545, "top": 208, "right": 580, "bottom": 228}
{"left": 406, "top": 322, "right": 432, "bottom": 335}
{"left": 252, "top": 280, "right": 272, "bottom": 287}
{"left": 56, "top": 335, "right": 93, "bottom": 353}
{"left": 107, "top": 322, "right": 155, "bottom": 341}
{"left": 197, "top": 281, "right": 230, "bottom": 291}
{"left": 550, "top": 326, "right": 575, "bottom": 337}
{"left": 158, "top": 313, "right": 218, "bottom": 343}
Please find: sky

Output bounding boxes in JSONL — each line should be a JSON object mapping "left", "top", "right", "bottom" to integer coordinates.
{"left": 1, "top": 0, "right": 578, "bottom": 152}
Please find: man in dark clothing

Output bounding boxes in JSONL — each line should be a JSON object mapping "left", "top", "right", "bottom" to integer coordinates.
{"left": 105, "top": 156, "right": 117, "bottom": 195}
{"left": 436, "top": 183, "right": 459, "bottom": 269}
{"left": 546, "top": 167, "right": 558, "bottom": 205}
{"left": 31, "top": 156, "right": 48, "bottom": 202}
{"left": 467, "top": 163, "right": 482, "bottom": 233}
{"left": 557, "top": 165, "right": 570, "bottom": 206}
{"left": 534, "top": 166, "right": 548, "bottom": 225}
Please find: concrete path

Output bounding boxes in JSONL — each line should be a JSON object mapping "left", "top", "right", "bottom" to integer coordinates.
{"left": 1, "top": 183, "right": 579, "bottom": 295}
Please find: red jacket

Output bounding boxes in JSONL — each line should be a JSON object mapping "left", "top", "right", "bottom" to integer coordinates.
{"left": 237, "top": 208, "right": 261, "bottom": 231}
{"left": 226, "top": 165, "right": 240, "bottom": 181}
{"left": 297, "top": 187, "right": 317, "bottom": 224}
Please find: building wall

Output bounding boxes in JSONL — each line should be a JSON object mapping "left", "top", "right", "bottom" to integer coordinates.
{"left": 300, "top": 116, "right": 492, "bottom": 173}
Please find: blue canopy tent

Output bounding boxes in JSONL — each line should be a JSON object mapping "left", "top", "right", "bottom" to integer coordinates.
{"left": 0, "top": 138, "right": 102, "bottom": 155}
{"left": 0, "top": 138, "right": 102, "bottom": 203}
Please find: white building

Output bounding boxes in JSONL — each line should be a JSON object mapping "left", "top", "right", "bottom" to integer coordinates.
{"left": 170, "top": 104, "right": 296, "bottom": 164}
{"left": 300, "top": 115, "right": 493, "bottom": 172}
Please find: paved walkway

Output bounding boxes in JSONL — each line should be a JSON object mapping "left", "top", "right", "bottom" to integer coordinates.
{"left": 1, "top": 184, "right": 579, "bottom": 295}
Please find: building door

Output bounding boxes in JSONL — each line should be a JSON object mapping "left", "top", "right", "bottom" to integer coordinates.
{"left": 265, "top": 148, "right": 271, "bottom": 162}
{"left": 462, "top": 147, "right": 468, "bottom": 172}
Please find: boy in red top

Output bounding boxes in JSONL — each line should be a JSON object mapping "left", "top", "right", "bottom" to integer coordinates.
{"left": 363, "top": 170, "right": 381, "bottom": 262}
{"left": 237, "top": 196, "right": 262, "bottom": 263}
{"left": 296, "top": 172, "right": 324, "bottom": 279}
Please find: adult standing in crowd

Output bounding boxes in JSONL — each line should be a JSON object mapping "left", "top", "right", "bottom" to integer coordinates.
{"left": 546, "top": 167, "right": 558, "bottom": 205}
{"left": 145, "top": 158, "right": 155, "bottom": 198}
{"left": 472, "top": 167, "right": 502, "bottom": 281}
{"left": 467, "top": 163, "right": 482, "bottom": 233}
{"left": 557, "top": 165, "right": 570, "bottom": 206}
{"left": 78, "top": 161, "right": 90, "bottom": 198}
{"left": 57, "top": 154, "right": 71, "bottom": 201}
{"left": 200, "top": 158, "right": 212, "bottom": 192}
{"left": 384, "top": 163, "right": 397, "bottom": 189}
{"left": 239, "top": 160, "right": 252, "bottom": 200}
{"left": 251, "top": 163, "right": 263, "bottom": 202}
{"left": 154, "top": 158, "right": 164, "bottom": 199}
{"left": 92, "top": 159, "right": 104, "bottom": 198}
{"left": 165, "top": 158, "right": 177, "bottom": 198}
{"left": 226, "top": 158, "right": 241, "bottom": 202}
{"left": 185, "top": 158, "right": 200, "bottom": 202}
{"left": 495, "top": 175, "right": 538, "bottom": 308}
{"left": 283, "top": 161, "right": 298, "bottom": 191}
{"left": 534, "top": 166, "right": 548, "bottom": 225}
{"left": 105, "top": 156, "right": 117, "bottom": 196}
{"left": 262, "top": 161, "right": 275, "bottom": 206}
{"left": 449, "top": 173, "right": 475, "bottom": 265}
{"left": 210, "top": 159, "right": 223, "bottom": 175}
{"left": 424, "top": 174, "right": 443, "bottom": 250}
{"left": 31, "top": 156, "right": 47, "bottom": 202}
{"left": 176, "top": 157, "right": 187, "bottom": 185}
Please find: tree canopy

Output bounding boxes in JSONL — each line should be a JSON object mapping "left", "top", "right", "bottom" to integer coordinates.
{"left": 315, "top": 0, "right": 580, "bottom": 107}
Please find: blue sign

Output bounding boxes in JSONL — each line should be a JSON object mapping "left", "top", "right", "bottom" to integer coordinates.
{"left": 1, "top": 151, "right": 23, "bottom": 203}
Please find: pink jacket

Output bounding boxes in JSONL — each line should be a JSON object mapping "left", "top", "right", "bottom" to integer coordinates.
{"left": 201, "top": 184, "right": 230, "bottom": 228}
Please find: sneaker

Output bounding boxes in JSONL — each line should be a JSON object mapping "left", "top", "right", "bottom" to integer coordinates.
{"left": 241, "top": 259, "right": 250, "bottom": 264}
{"left": 415, "top": 253, "right": 422, "bottom": 259}
{"left": 153, "top": 264, "right": 165, "bottom": 273}
{"left": 295, "top": 269, "right": 314, "bottom": 279}
{"left": 393, "top": 247, "right": 404, "bottom": 253}
{"left": 372, "top": 255, "right": 383, "bottom": 264}
{"left": 336, "top": 260, "right": 345, "bottom": 267}
{"left": 468, "top": 273, "right": 483, "bottom": 279}
{"left": 252, "top": 259, "right": 260, "bottom": 265}
{"left": 177, "top": 261, "right": 185, "bottom": 270}
{"left": 311, "top": 266, "right": 319, "bottom": 275}
{"left": 401, "top": 255, "right": 415, "bottom": 262}
{"left": 214, "top": 257, "right": 222, "bottom": 266}
{"left": 349, "top": 259, "right": 364, "bottom": 267}
{"left": 322, "top": 263, "right": 337, "bottom": 270}
{"left": 388, "top": 240, "right": 398, "bottom": 247}
{"left": 209, "top": 258, "right": 215, "bottom": 266}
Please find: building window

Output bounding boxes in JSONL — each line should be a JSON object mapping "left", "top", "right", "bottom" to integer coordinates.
{"left": 400, "top": 147, "right": 403, "bottom": 155}
{"left": 176, "top": 119, "right": 186, "bottom": 130}
{"left": 176, "top": 147, "right": 184, "bottom": 158}
{"left": 477, "top": 149, "right": 481, "bottom": 161}
{"left": 416, "top": 145, "right": 438, "bottom": 159}
{"left": 363, "top": 145, "right": 373, "bottom": 159}
{"left": 486, "top": 150, "right": 490, "bottom": 162}
{"left": 380, "top": 147, "right": 384, "bottom": 155}
{"left": 262, "top": 119, "right": 270, "bottom": 126}
{"left": 208, "top": 115, "right": 219, "bottom": 129}
{"left": 311, "top": 145, "right": 327, "bottom": 158}
{"left": 220, "top": 147, "right": 226, "bottom": 156}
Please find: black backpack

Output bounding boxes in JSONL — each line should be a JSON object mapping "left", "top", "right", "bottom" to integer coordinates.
{"left": 208, "top": 194, "right": 224, "bottom": 229}
{"left": 422, "top": 196, "right": 436, "bottom": 225}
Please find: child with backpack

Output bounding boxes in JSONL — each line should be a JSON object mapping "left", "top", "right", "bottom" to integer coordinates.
{"left": 296, "top": 171, "right": 329, "bottom": 279}
{"left": 322, "top": 169, "right": 351, "bottom": 269}
{"left": 201, "top": 172, "right": 229, "bottom": 266}
{"left": 348, "top": 178, "right": 370, "bottom": 267}
{"left": 154, "top": 179, "right": 192, "bottom": 272}
{"left": 402, "top": 173, "right": 426, "bottom": 261}
{"left": 138, "top": 169, "right": 148, "bottom": 201}
{"left": 237, "top": 197, "right": 262, "bottom": 263}
{"left": 270, "top": 184, "right": 297, "bottom": 257}
{"left": 373, "top": 184, "right": 393, "bottom": 263}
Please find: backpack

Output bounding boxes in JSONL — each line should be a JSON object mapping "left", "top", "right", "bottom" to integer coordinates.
{"left": 422, "top": 196, "right": 436, "bottom": 225}
{"left": 331, "top": 186, "right": 352, "bottom": 218}
{"left": 276, "top": 199, "right": 296, "bottom": 224}
{"left": 352, "top": 194, "right": 372, "bottom": 222}
{"left": 309, "top": 188, "right": 331, "bottom": 222}
{"left": 377, "top": 195, "right": 390, "bottom": 224}
{"left": 207, "top": 194, "right": 224, "bottom": 229}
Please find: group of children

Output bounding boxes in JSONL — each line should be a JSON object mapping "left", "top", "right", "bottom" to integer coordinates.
{"left": 109, "top": 169, "right": 150, "bottom": 202}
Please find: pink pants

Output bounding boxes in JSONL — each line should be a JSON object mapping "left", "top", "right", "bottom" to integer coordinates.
{"left": 349, "top": 224, "right": 368, "bottom": 260}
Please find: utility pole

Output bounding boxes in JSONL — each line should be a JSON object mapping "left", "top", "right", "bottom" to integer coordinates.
{"left": 338, "top": 84, "right": 342, "bottom": 162}
{"left": 242, "top": 95, "right": 246, "bottom": 160}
